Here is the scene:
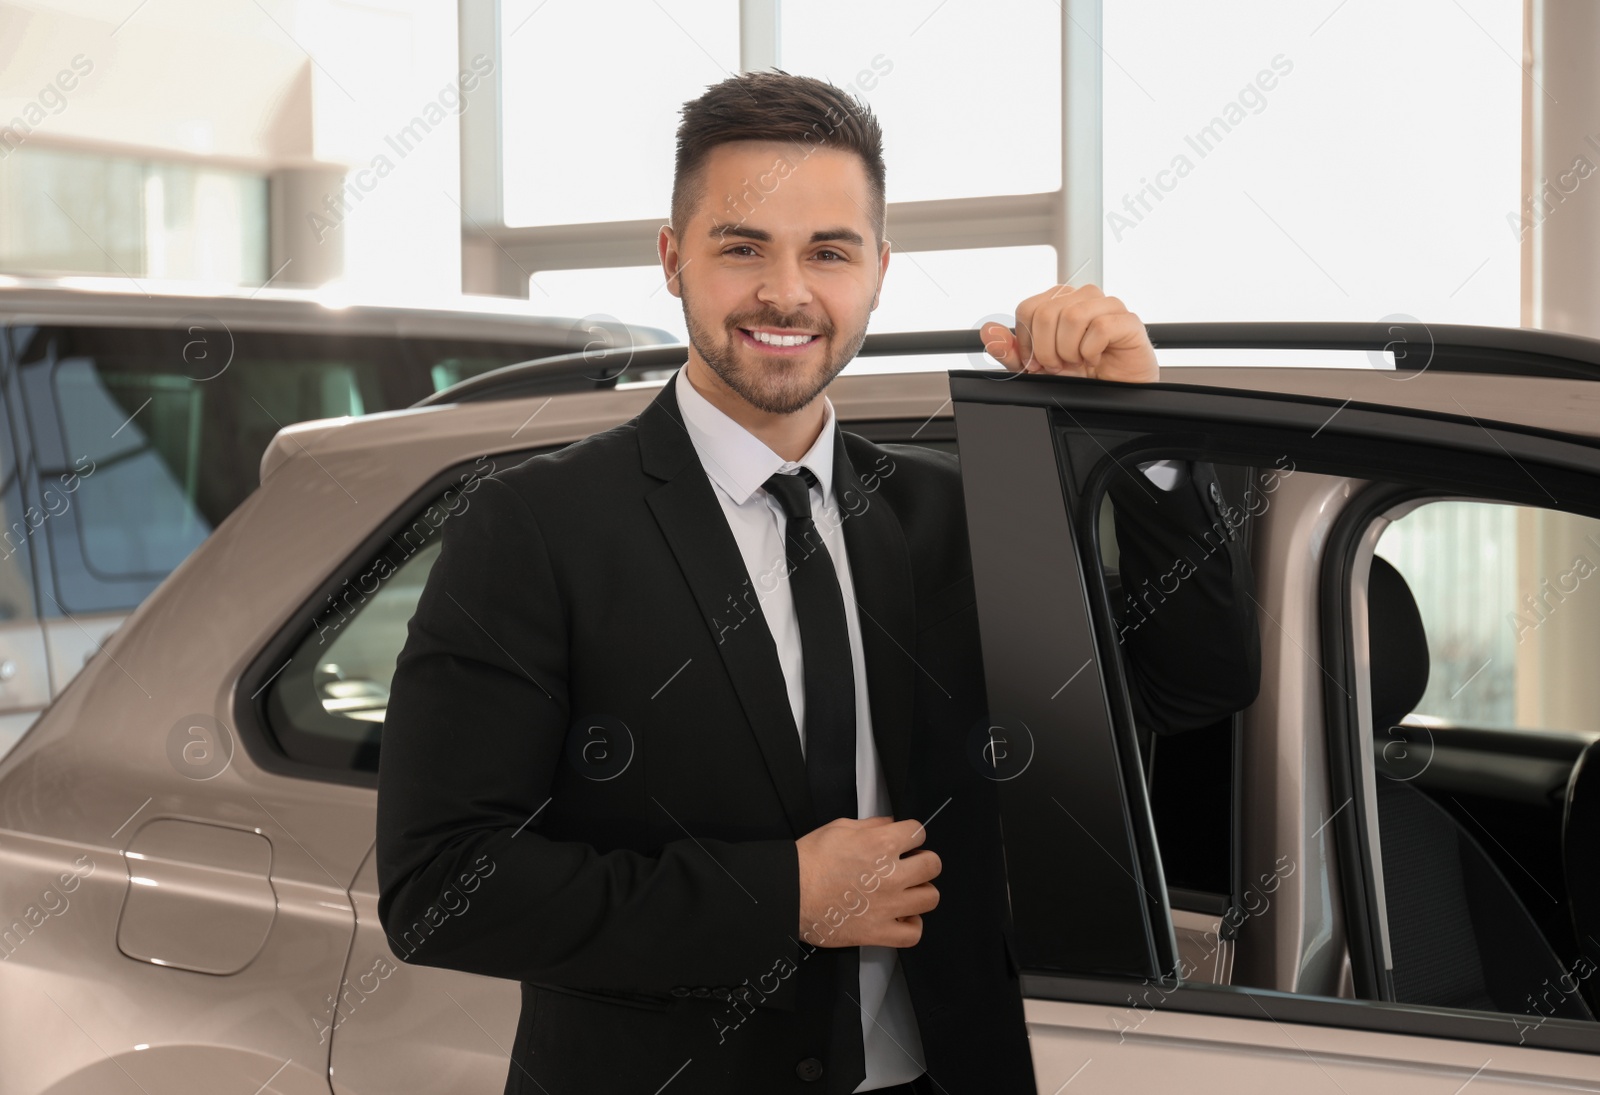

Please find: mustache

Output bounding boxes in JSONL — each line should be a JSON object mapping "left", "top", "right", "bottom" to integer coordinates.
{"left": 727, "top": 312, "right": 832, "bottom": 336}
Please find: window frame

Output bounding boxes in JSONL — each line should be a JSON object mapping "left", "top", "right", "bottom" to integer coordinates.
{"left": 232, "top": 450, "right": 556, "bottom": 789}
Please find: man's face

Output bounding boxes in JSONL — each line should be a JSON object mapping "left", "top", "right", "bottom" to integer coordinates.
{"left": 662, "top": 140, "right": 889, "bottom": 416}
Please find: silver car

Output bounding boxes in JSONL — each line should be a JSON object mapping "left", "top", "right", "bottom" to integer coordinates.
{"left": 0, "top": 323, "right": 1597, "bottom": 1093}
{"left": 0, "top": 278, "right": 672, "bottom": 761}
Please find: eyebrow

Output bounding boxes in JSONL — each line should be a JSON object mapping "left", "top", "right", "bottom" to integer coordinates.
{"left": 708, "top": 224, "right": 865, "bottom": 247}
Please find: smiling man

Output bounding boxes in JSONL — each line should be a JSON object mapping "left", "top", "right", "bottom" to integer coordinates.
{"left": 662, "top": 81, "right": 1156, "bottom": 463}
{"left": 377, "top": 70, "right": 1254, "bottom": 1095}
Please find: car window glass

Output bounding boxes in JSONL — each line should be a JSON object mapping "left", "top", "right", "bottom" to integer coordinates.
{"left": 7, "top": 324, "right": 574, "bottom": 616}
{"left": 430, "top": 355, "right": 541, "bottom": 391}
{"left": 1377, "top": 500, "right": 1600, "bottom": 736}
{"left": 1094, "top": 460, "right": 1262, "bottom": 905}
{"left": 0, "top": 394, "right": 37, "bottom": 625}
{"left": 263, "top": 481, "right": 471, "bottom": 774}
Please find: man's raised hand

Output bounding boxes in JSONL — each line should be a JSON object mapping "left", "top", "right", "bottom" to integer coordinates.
{"left": 981, "top": 283, "right": 1158, "bottom": 383}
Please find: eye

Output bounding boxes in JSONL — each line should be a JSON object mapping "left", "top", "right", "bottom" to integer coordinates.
{"left": 815, "top": 249, "right": 846, "bottom": 261}
{"left": 722, "top": 244, "right": 757, "bottom": 257}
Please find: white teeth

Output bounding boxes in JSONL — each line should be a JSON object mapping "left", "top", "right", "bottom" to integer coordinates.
{"left": 748, "top": 329, "right": 815, "bottom": 347}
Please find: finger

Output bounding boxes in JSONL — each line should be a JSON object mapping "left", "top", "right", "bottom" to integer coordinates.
{"left": 1049, "top": 294, "right": 1139, "bottom": 376}
{"left": 877, "top": 849, "right": 936, "bottom": 891}
{"left": 896, "top": 880, "right": 940, "bottom": 917}
{"left": 1026, "top": 287, "right": 1076, "bottom": 371}
{"left": 979, "top": 322, "right": 1023, "bottom": 370}
{"left": 892, "top": 913, "right": 923, "bottom": 946}
{"left": 1079, "top": 310, "right": 1143, "bottom": 374}
{"left": 899, "top": 849, "right": 942, "bottom": 884}
{"left": 1014, "top": 300, "right": 1038, "bottom": 370}
{"left": 1062, "top": 297, "right": 1132, "bottom": 372}
{"left": 894, "top": 817, "right": 929, "bottom": 847}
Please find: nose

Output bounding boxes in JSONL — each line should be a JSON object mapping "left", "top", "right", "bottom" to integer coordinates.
{"left": 756, "top": 253, "right": 813, "bottom": 314}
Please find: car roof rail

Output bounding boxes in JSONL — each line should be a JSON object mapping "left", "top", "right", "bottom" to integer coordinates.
{"left": 412, "top": 329, "right": 990, "bottom": 406}
{"left": 1145, "top": 320, "right": 1600, "bottom": 380}
{"left": 415, "top": 321, "right": 1600, "bottom": 407}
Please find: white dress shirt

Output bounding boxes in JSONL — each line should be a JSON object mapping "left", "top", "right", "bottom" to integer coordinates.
{"left": 674, "top": 365, "right": 926, "bottom": 1091}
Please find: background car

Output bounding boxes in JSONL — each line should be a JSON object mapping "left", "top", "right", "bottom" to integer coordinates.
{"left": 0, "top": 326, "right": 1597, "bottom": 1093}
{"left": 0, "top": 277, "right": 673, "bottom": 757}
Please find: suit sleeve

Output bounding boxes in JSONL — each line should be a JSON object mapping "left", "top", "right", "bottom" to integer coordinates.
{"left": 1104, "top": 460, "right": 1261, "bottom": 735}
{"left": 375, "top": 475, "right": 801, "bottom": 991}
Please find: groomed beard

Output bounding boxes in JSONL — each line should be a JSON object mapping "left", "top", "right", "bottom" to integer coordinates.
{"left": 680, "top": 277, "right": 871, "bottom": 415}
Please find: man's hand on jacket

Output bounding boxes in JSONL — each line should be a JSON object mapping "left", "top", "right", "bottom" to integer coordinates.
{"left": 981, "top": 283, "right": 1158, "bottom": 383}
{"left": 796, "top": 816, "right": 941, "bottom": 948}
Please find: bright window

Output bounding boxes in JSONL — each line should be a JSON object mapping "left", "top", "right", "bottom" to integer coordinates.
{"left": 1102, "top": 0, "right": 1521, "bottom": 325}
{"left": 781, "top": 0, "right": 1060, "bottom": 203}
{"left": 501, "top": 0, "right": 740, "bottom": 227}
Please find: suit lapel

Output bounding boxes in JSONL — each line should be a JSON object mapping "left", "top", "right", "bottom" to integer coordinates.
{"left": 636, "top": 372, "right": 918, "bottom": 834}
{"left": 834, "top": 429, "right": 916, "bottom": 820}
{"left": 638, "top": 375, "right": 815, "bottom": 836}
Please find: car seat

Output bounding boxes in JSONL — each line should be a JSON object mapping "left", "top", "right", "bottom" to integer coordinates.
{"left": 1367, "top": 555, "right": 1592, "bottom": 1020}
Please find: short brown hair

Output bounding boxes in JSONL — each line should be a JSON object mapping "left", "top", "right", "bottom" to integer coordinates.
{"left": 671, "top": 70, "right": 886, "bottom": 244}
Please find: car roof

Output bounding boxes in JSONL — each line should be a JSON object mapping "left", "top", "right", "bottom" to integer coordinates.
{"left": 0, "top": 275, "right": 678, "bottom": 345}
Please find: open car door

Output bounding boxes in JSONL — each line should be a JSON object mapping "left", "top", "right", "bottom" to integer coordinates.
{"left": 950, "top": 330, "right": 1600, "bottom": 1092}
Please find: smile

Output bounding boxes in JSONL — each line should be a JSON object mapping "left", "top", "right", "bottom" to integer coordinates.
{"left": 738, "top": 327, "right": 820, "bottom": 352}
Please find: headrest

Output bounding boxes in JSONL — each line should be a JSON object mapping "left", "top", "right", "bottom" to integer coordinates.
{"left": 1369, "top": 554, "right": 1430, "bottom": 734}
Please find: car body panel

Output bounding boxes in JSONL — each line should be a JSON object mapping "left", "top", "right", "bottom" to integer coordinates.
{"left": 327, "top": 846, "right": 520, "bottom": 1095}
{"left": 1024, "top": 998, "right": 1600, "bottom": 1092}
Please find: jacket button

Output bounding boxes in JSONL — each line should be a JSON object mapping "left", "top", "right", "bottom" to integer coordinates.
{"left": 795, "top": 1057, "right": 824, "bottom": 1081}
{"left": 670, "top": 987, "right": 691, "bottom": 997}
{"left": 712, "top": 986, "right": 731, "bottom": 999}
{"left": 1209, "top": 481, "right": 1224, "bottom": 505}
{"left": 692, "top": 987, "right": 711, "bottom": 997}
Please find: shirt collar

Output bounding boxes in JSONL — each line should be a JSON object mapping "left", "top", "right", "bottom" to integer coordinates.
{"left": 674, "top": 365, "right": 836, "bottom": 506}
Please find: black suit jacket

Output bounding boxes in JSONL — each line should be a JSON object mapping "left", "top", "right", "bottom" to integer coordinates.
{"left": 376, "top": 371, "right": 1259, "bottom": 1094}
{"left": 377, "top": 372, "right": 1034, "bottom": 1094}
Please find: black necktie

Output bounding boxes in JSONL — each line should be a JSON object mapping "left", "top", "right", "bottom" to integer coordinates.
{"left": 763, "top": 465, "right": 865, "bottom": 1090}
{"left": 762, "top": 467, "right": 858, "bottom": 824}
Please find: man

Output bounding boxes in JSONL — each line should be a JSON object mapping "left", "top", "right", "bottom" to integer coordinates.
{"left": 376, "top": 71, "right": 1254, "bottom": 1095}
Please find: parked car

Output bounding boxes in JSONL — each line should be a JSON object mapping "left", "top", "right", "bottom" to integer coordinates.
{"left": 0, "top": 323, "right": 1597, "bottom": 1093}
{"left": 0, "top": 278, "right": 674, "bottom": 757}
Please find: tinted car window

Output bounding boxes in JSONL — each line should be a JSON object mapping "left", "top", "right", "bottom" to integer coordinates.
{"left": 0, "top": 397, "right": 37, "bottom": 625}
{"left": 7, "top": 324, "right": 574, "bottom": 615}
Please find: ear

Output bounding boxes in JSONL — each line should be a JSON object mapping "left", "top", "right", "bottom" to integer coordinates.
{"left": 659, "top": 225, "right": 683, "bottom": 299}
{"left": 872, "top": 239, "right": 890, "bottom": 311}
